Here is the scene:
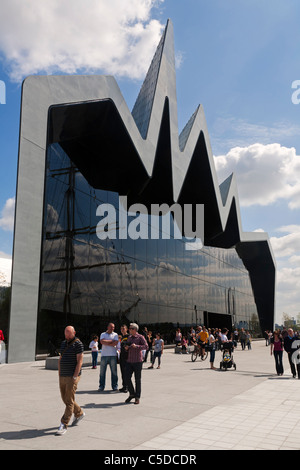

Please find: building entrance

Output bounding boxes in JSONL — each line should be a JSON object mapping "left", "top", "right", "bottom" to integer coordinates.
{"left": 204, "top": 311, "right": 232, "bottom": 333}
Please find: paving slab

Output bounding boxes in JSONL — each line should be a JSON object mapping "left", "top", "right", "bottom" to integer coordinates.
{"left": 0, "top": 340, "right": 299, "bottom": 451}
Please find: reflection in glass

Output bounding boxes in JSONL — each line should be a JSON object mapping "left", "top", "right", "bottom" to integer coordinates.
{"left": 37, "top": 143, "right": 259, "bottom": 354}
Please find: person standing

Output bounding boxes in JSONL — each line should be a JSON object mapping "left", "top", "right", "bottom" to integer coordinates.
{"left": 284, "top": 328, "right": 300, "bottom": 379}
{"left": 144, "top": 330, "right": 153, "bottom": 363}
{"left": 148, "top": 333, "right": 164, "bottom": 369}
{"left": 98, "top": 322, "right": 119, "bottom": 391}
{"left": 246, "top": 331, "right": 252, "bottom": 350}
{"left": 119, "top": 324, "right": 130, "bottom": 393}
{"left": 124, "top": 323, "right": 148, "bottom": 405}
{"left": 233, "top": 328, "right": 239, "bottom": 348}
{"left": 208, "top": 328, "right": 217, "bottom": 370}
{"left": 89, "top": 335, "right": 99, "bottom": 369}
{"left": 0, "top": 329, "right": 4, "bottom": 362}
{"left": 56, "top": 326, "right": 85, "bottom": 435}
{"left": 270, "top": 330, "right": 284, "bottom": 376}
{"left": 239, "top": 328, "right": 247, "bottom": 350}
{"left": 174, "top": 328, "right": 182, "bottom": 346}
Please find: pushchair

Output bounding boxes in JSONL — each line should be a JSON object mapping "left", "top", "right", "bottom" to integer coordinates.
{"left": 219, "top": 341, "right": 236, "bottom": 371}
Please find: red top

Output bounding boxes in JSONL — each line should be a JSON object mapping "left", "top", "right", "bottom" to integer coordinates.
{"left": 127, "top": 333, "right": 148, "bottom": 363}
{"left": 0, "top": 330, "right": 4, "bottom": 341}
{"left": 273, "top": 338, "right": 283, "bottom": 351}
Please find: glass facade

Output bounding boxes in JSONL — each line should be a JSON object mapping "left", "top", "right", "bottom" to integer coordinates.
{"left": 37, "top": 143, "right": 259, "bottom": 354}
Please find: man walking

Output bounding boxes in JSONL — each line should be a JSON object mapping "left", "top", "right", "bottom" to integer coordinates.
{"left": 56, "top": 326, "right": 85, "bottom": 435}
{"left": 124, "top": 323, "right": 148, "bottom": 405}
{"left": 98, "top": 322, "right": 119, "bottom": 391}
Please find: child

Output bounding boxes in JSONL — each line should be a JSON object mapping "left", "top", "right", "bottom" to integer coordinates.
{"left": 89, "top": 335, "right": 99, "bottom": 369}
{"left": 181, "top": 336, "right": 188, "bottom": 353}
{"left": 148, "top": 333, "right": 164, "bottom": 369}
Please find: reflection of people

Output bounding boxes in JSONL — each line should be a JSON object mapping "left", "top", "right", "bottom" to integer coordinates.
{"left": 56, "top": 326, "right": 85, "bottom": 435}
{"left": 125, "top": 323, "right": 148, "bottom": 405}
{"left": 98, "top": 323, "right": 119, "bottom": 391}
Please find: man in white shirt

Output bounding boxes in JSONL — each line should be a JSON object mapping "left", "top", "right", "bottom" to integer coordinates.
{"left": 98, "top": 322, "right": 119, "bottom": 391}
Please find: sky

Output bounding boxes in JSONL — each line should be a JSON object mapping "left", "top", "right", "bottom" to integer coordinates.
{"left": 0, "top": 0, "right": 300, "bottom": 324}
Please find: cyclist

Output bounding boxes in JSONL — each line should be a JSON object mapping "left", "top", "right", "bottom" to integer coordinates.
{"left": 197, "top": 326, "right": 209, "bottom": 358}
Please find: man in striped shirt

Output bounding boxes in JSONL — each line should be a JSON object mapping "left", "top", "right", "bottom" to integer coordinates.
{"left": 124, "top": 323, "right": 148, "bottom": 405}
{"left": 56, "top": 326, "right": 85, "bottom": 435}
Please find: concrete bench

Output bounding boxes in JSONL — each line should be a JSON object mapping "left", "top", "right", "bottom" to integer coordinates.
{"left": 45, "top": 351, "right": 100, "bottom": 370}
{"left": 174, "top": 345, "right": 194, "bottom": 354}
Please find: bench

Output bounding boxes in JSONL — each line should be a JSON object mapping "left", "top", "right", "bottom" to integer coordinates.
{"left": 45, "top": 351, "right": 100, "bottom": 370}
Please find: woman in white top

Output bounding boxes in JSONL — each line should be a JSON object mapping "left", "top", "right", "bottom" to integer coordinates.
{"left": 208, "top": 328, "right": 217, "bottom": 369}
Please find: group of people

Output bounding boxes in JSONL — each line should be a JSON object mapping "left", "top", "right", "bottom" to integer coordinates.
{"left": 56, "top": 322, "right": 163, "bottom": 436}
{"left": 56, "top": 322, "right": 259, "bottom": 436}
{"left": 174, "top": 325, "right": 250, "bottom": 369}
{"left": 269, "top": 328, "right": 300, "bottom": 378}
{"left": 175, "top": 326, "right": 252, "bottom": 353}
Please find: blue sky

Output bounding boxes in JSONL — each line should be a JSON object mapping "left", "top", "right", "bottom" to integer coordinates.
{"left": 0, "top": 0, "right": 300, "bottom": 324}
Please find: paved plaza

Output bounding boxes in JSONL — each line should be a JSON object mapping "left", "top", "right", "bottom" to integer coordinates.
{"left": 1, "top": 339, "right": 300, "bottom": 451}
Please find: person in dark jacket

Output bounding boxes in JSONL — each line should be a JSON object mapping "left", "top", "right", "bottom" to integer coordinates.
{"left": 284, "top": 328, "right": 300, "bottom": 378}
{"left": 119, "top": 324, "right": 130, "bottom": 392}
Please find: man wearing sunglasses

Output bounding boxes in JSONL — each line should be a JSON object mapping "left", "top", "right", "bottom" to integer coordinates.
{"left": 124, "top": 323, "right": 148, "bottom": 405}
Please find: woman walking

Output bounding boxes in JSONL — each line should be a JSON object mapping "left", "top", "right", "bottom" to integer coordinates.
{"left": 148, "top": 333, "right": 164, "bottom": 369}
{"left": 270, "top": 330, "right": 284, "bottom": 376}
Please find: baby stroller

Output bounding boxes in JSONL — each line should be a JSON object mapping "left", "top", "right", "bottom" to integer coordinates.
{"left": 220, "top": 341, "right": 236, "bottom": 371}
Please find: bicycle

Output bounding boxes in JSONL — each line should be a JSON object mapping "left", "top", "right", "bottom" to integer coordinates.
{"left": 191, "top": 342, "right": 208, "bottom": 362}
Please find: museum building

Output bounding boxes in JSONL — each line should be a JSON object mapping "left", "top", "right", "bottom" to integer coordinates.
{"left": 8, "top": 20, "right": 275, "bottom": 363}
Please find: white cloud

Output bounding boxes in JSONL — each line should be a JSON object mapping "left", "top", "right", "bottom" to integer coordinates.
{"left": 270, "top": 233, "right": 300, "bottom": 259}
{"left": 0, "top": 0, "right": 164, "bottom": 82}
{"left": 268, "top": 225, "right": 300, "bottom": 322}
{"left": 211, "top": 116, "right": 300, "bottom": 154}
{"left": 0, "top": 197, "right": 15, "bottom": 231}
{"left": 214, "top": 143, "right": 300, "bottom": 208}
{"left": 0, "top": 255, "right": 11, "bottom": 286}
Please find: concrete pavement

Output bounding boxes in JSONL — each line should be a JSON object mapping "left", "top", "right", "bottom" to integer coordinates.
{"left": 1, "top": 339, "right": 300, "bottom": 451}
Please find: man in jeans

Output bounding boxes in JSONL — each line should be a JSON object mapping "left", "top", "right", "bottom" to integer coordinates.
{"left": 56, "top": 326, "right": 85, "bottom": 436}
{"left": 98, "top": 322, "right": 119, "bottom": 391}
{"left": 124, "top": 323, "right": 148, "bottom": 405}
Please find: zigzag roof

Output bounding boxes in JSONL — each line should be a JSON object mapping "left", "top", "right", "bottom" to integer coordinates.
{"left": 10, "top": 19, "right": 275, "bottom": 365}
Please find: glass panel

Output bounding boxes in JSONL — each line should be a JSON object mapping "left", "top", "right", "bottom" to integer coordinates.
{"left": 37, "top": 142, "right": 259, "bottom": 354}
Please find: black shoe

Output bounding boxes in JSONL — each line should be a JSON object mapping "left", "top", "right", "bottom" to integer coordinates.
{"left": 125, "top": 395, "right": 135, "bottom": 403}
